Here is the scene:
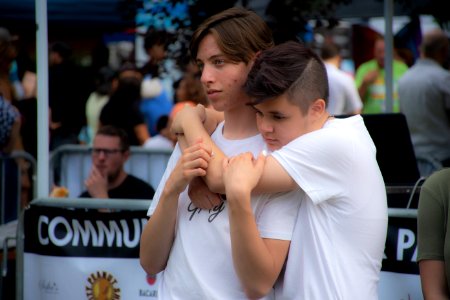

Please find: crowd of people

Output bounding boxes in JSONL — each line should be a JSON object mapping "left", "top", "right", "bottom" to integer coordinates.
{"left": 1, "top": 5, "right": 450, "bottom": 299}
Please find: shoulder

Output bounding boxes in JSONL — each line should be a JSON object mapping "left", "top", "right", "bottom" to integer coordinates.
{"left": 126, "top": 175, "right": 153, "bottom": 188}
{"left": 423, "top": 168, "right": 450, "bottom": 190}
{"left": 356, "top": 60, "right": 376, "bottom": 72}
{"left": 124, "top": 175, "right": 156, "bottom": 198}
{"left": 393, "top": 60, "right": 409, "bottom": 71}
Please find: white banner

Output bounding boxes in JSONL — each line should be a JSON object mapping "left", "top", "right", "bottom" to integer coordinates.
{"left": 24, "top": 205, "right": 423, "bottom": 299}
{"left": 24, "top": 255, "right": 160, "bottom": 300}
{"left": 24, "top": 205, "right": 160, "bottom": 300}
{"left": 379, "top": 271, "right": 422, "bottom": 300}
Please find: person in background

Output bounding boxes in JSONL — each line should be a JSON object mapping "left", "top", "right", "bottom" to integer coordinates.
{"left": 417, "top": 168, "right": 450, "bottom": 299}
{"left": 139, "top": 28, "right": 174, "bottom": 137}
{"left": 79, "top": 125, "right": 155, "bottom": 199}
{"left": 0, "top": 32, "right": 31, "bottom": 208}
{"left": 142, "top": 115, "right": 174, "bottom": 150}
{"left": 99, "top": 62, "right": 150, "bottom": 146}
{"left": 0, "top": 27, "right": 17, "bottom": 102}
{"left": 48, "top": 42, "right": 87, "bottom": 150}
{"left": 82, "top": 66, "right": 115, "bottom": 145}
{"left": 174, "top": 73, "right": 209, "bottom": 107}
{"left": 355, "top": 36, "right": 408, "bottom": 113}
{"left": 398, "top": 29, "right": 450, "bottom": 177}
{"left": 320, "top": 40, "right": 362, "bottom": 115}
{"left": 0, "top": 28, "right": 20, "bottom": 152}
{"left": 0, "top": 95, "right": 20, "bottom": 154}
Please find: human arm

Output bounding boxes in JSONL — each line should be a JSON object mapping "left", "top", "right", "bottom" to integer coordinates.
{"left": 417, "top": 172, "right": 450, "bottom": 299}
{"left": 223, "top": 152, "right": 290, "bottom": 298}
{"left": 357, "top": 69, "right": 379, "bottom": 101}
{"left": 134, "top": 123, "right": 151, "bottom": 145}
{"left": 172, "top": 106, "right": 296, "bottom": 195}
{"left": 139, "top": 141, "right": 211, "bottom": 275}
{"left": 419, "top": 260, "right": 450, "bottom": 300}
{"left": 3, "top": 117, "right": 21, "bottom": 154}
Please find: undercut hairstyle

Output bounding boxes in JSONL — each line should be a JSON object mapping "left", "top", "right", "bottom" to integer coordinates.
{"left": 245, "top": 41, "right": 329, "bottom": 114}
{"left": 96, "top": 125, "right": 130, "bottom": 152}
{"left": 189, "top": 7, "right": 274, "bottom": 64}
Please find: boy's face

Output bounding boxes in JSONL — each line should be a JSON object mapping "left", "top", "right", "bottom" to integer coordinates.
{"left": 196, "top": 34, "right": 252, "bottom": 112}
{"left": 253, "top": 94, "right": 314, "bottom": 151}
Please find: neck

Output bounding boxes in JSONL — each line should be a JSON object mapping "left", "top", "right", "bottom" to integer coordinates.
{"left": 108, "top": 170, "right": 128, "bottom": 190}
{"left": 325, "top": 57, "right": 340, "bottom": 68}
{"left": 222, "top": 105, "right": 259, "bottom": 139}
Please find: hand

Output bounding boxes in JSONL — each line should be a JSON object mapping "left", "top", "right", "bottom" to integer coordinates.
{"left": 188, "top": 177, "right": 222, "bottom": 209}
{"left": 85, "top": 165, "right": 109, "bottom": 198}
{"left": 171, "top": 104, "right": 206, "bottom": 135}
{"left": 166, "top": 140, "right": 211, "bottom": 195}
{"left": 222, "top": 152, "right": 266, "bottom": 197}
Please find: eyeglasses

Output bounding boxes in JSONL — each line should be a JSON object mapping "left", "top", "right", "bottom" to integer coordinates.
{"left": 91, "top": 148, "right": 124, "bottom": 157}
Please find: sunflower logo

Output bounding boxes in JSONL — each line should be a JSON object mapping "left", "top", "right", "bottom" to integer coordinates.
{"left": 86, "top": 271, "right": 121, "bottom": 300}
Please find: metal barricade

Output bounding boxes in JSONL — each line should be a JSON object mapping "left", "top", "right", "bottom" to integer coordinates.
{"left": 0, "top": 151, "right": 36, "bottom": 224}
{"left": 49, "top": 145, "right": 172, "bottom": 197}
{"left": 0, "top": 151, "right": 36, "bottom": 300}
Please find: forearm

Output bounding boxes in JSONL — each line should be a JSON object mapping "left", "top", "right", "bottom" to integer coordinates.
{"left": 180, "top": 113, "right": 226, "bottom": 193}
{"left": 358, "top": 82, "right": 369, "bottom": 100}
{"left": 419, "top": 260, "right": 450, "bottom": 300}
{"left": 139, "top": 188, "right": 179, "bottom": 275}
{"left": 227, "top": 191, "right": 285, "bottom": 298}
{"left": 135, "top": 123, "right": 151, "bottom": 145}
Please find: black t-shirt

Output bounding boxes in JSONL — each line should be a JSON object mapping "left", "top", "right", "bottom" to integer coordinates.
{"left": 79, "top": 174, "right": 155, "bottom": 199}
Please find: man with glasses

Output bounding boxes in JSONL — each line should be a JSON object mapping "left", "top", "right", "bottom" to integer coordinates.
{"left": 79, "top": 125, "right": 155, "bottom": 199}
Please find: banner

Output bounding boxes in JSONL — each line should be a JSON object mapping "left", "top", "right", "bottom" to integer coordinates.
{"left": 24, "top": 205, "right": 160, "bottom": 300}
{"left": 24, "top": 205, "right": 423, "bottom": 299}
{"left": 379, "top": 216, "right": 422, "bottom": 299}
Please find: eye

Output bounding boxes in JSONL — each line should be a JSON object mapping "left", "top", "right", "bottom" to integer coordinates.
{"left": 272, "top": 114, "right": 286, "bottom": 120}
{"left": 213, "top": 59, "right": 225, "bottom": 66}
{"left": 196, "top": 62, "right": 204, "bottom": 72}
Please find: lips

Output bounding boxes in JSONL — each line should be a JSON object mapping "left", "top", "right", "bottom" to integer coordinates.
{"left": 263, "top": 136, "right": 277, "bottom": 144}
{"left": 206, "top": 89, "right": 220, "bottom": 99}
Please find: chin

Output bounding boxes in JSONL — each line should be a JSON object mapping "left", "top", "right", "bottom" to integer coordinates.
{"left": 268, "top": 145, "right": 281, "bottom": 151}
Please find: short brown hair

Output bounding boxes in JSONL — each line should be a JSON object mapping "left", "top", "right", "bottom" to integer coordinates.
{"left": 189, "top": 7, "right": 274, "bottom": 64}
{"left": 96, "top": 125, "right": 130, "bottom": 151}
{"left": 245, "top": 41, "right": 329, "bottom": 113}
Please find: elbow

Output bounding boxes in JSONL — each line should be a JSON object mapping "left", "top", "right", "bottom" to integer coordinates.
{"left": 205, "top": 173, "right": 225, "bottom": 194}
{"left": 139, "top": 247, "right": 165, "bottom": 276}
{"left": 243, "top": 283, "right": 273, "bottom": 300}
{"left": 139, "top": 255, "right": 165, "bottom": 276}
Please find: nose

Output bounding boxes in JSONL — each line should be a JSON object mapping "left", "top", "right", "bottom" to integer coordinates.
{"left": 200, "top": 64, "right": 214, "bottom": 85}
{"left": 257, "top": 117, "right": 273, "bottom": 133}
{"left": 97, "top": 151, "right": 107, "bottom": 160}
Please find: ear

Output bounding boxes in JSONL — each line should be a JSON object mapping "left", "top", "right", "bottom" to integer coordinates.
{"left": 309, "top": 99, "right": 326, "bottom": 117}
{"left": 122, "top": 150, "right": 130, "bottom": 162}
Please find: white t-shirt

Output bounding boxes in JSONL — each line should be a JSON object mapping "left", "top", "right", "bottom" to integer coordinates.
{"left": 272, "top": 115, "right": 388, "bottom": 300}
{"left": 325, "top": 63, "right": 363, "bottom": 115}
{"left": 148, "top": 122, "right": 301, "bottom": 300}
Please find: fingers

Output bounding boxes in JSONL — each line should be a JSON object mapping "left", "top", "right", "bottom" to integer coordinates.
{"left": 254, "top": 152, "right": 266, "bottom": 170}
{"left": 182, "top": 143, "right": 212, "bottom": 166}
